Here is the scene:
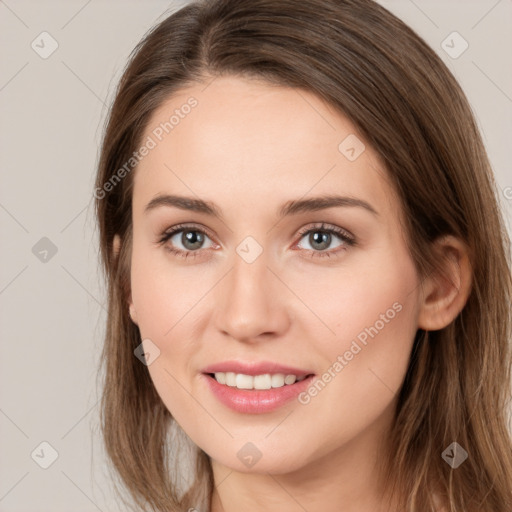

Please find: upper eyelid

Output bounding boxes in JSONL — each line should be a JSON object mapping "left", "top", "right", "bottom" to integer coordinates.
{"left": 162, "top": 222, "right": 215, "bottom": 239}
{"left": 296, "top": 223, "right": 354, "bottom": 239}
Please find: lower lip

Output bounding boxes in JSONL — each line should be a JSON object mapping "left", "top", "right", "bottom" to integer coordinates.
{"left": 202, "top": 373, "right": 315, "bottom": 414}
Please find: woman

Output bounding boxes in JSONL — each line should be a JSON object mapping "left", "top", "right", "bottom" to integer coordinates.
{"left": 94, "top": 0, "right": 512, "bottom": 510}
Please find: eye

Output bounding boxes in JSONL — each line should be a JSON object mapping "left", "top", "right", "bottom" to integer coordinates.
{"left": 157, "top": 222, "right": 356, "bottom": 261}
{"left": 294, "top": 222, "right": 356, "bottom": 259}
{"left": 157, "top": 223, "right": 217, "bottom": 259}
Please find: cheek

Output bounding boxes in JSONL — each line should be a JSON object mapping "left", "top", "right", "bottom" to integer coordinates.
{"left": 130, "top": 245, "right": 207, "bottom": 339}
{"left": 296, "top": 253, "right": 420, "bottom": 431}
{"left": 288, "top": 245, "right": 419, "bottom": 346}
{"left": 129, "top": 247, "right": 208, "bottom": 413}
{"left": 299, "top": 298, "right": 417, "bottom": 451}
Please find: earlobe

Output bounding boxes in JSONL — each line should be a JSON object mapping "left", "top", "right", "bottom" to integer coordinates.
{"left": 129, "top": 300, "right": 138, "bottom": 325}
{"left": 113, "top": 234, "right": 121, "bottom": 259}
{"left": 113, "top": 234, "right": 138, "bottom": 325}
{"left": 417, "top": 236, "right": 472, "bottom": 331}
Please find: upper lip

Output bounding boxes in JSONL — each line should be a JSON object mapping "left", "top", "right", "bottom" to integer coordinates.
{"left": 201, "top": 360, "right": 315, "bottom": 377}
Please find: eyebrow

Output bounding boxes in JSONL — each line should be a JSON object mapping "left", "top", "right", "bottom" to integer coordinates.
{"left": 144, "top": 193, "right": 378, "bottom": 218}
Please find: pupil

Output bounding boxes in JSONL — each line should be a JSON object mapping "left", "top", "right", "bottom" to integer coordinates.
{"left": 183, "top": 230, "right": 204, "bottom": 250}
{"left": 310, "top": 231, "right": 330, "bottom": 250}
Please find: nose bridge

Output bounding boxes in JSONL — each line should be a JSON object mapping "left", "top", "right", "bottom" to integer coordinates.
{"left": 230, "top": 245, "right": 269, "bottom": 300}
{"left": 213, "top": 241, "right": 290, "bottom": 341}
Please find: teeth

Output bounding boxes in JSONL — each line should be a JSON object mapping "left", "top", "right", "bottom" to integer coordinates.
{"left": 271, "top": 374, "right": 285, "bottom": 388}
{"left": 213, "top": 372, "right": 307, "bottom": 390}
{"left": 254, "top": 374, "right": 272, "bottom": 390}
{"left": 284, "top": 374, "right": 297, "bottom": 385}
{"left": 215, "top": 372, "right": 226, "bottom": 385}
{"left": 236, "top": 373, "right": 253, "bottom": 389}
{"left": 225, "top": 372, "right": 236, "bottom": 387}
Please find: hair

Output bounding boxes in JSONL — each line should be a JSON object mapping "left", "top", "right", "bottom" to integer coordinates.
{"left": 94, "top": 0, "right": 512, "bottom": 510}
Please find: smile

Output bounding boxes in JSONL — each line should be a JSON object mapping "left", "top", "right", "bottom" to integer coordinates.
{"left": 202, "top": 372, "right": 315, "bottom": 414}
{"left": 210, "top": 372, "right": 308, "bottom": 390}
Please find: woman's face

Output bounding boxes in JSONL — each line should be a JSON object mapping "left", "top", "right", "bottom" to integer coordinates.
{"left": 127, "top": 75, "right": 422, "bottom": 474}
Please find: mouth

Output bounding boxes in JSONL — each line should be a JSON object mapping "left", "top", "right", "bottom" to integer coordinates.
{"left": 200, "top": 362, "right": 316, "bottom": 414}
{"left": 205, "top": 371, "right": 313, "bottom": 390}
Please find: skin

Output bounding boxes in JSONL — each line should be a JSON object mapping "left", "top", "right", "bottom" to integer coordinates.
{"left": 115, "top": 75, "right": 471, "bottom": 512}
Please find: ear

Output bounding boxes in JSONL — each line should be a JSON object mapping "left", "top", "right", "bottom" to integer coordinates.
{"left": 113, "top": 234, "right": 138, "bottom": 326}
{"left": 417, "top": 235, "right": 472, "bottom": 331}
{"left": 113, "top": 233, "right": 121, "bottom": 258}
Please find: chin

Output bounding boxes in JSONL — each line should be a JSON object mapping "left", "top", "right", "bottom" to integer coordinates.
{"left": 206, "top": 442, "right": 316, "bottom": 475}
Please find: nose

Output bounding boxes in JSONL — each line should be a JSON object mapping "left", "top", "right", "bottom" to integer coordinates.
{"left": 212, "top": 248, "right": 291, "bottom": 343}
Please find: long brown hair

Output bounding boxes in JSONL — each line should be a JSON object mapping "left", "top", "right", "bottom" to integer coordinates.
{"left": 94, "top": 1, "right": 512, "bottom": 510}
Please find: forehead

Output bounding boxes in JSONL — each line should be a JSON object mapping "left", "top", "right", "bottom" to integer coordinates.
{"left": 132, "top": 75, "right": 398, "bottom": 221}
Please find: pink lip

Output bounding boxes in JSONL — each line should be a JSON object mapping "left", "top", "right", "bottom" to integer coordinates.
{"left": 201, "top": 360, "right": 313, "bottom": 377}
{"left": 200, "top": 360, "right": 316, "bottom": 414}
{"left": 202, "top": 374, "right": 315, "bottom": 414}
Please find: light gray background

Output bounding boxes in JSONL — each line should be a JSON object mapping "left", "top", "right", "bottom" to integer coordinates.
{"left": 0, "top": 1, "right": 511, "bottom": 511}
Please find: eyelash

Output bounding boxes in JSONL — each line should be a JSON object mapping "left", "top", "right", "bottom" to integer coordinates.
{"left": 157, "top": 222, "right": 356, "bottom": 260}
